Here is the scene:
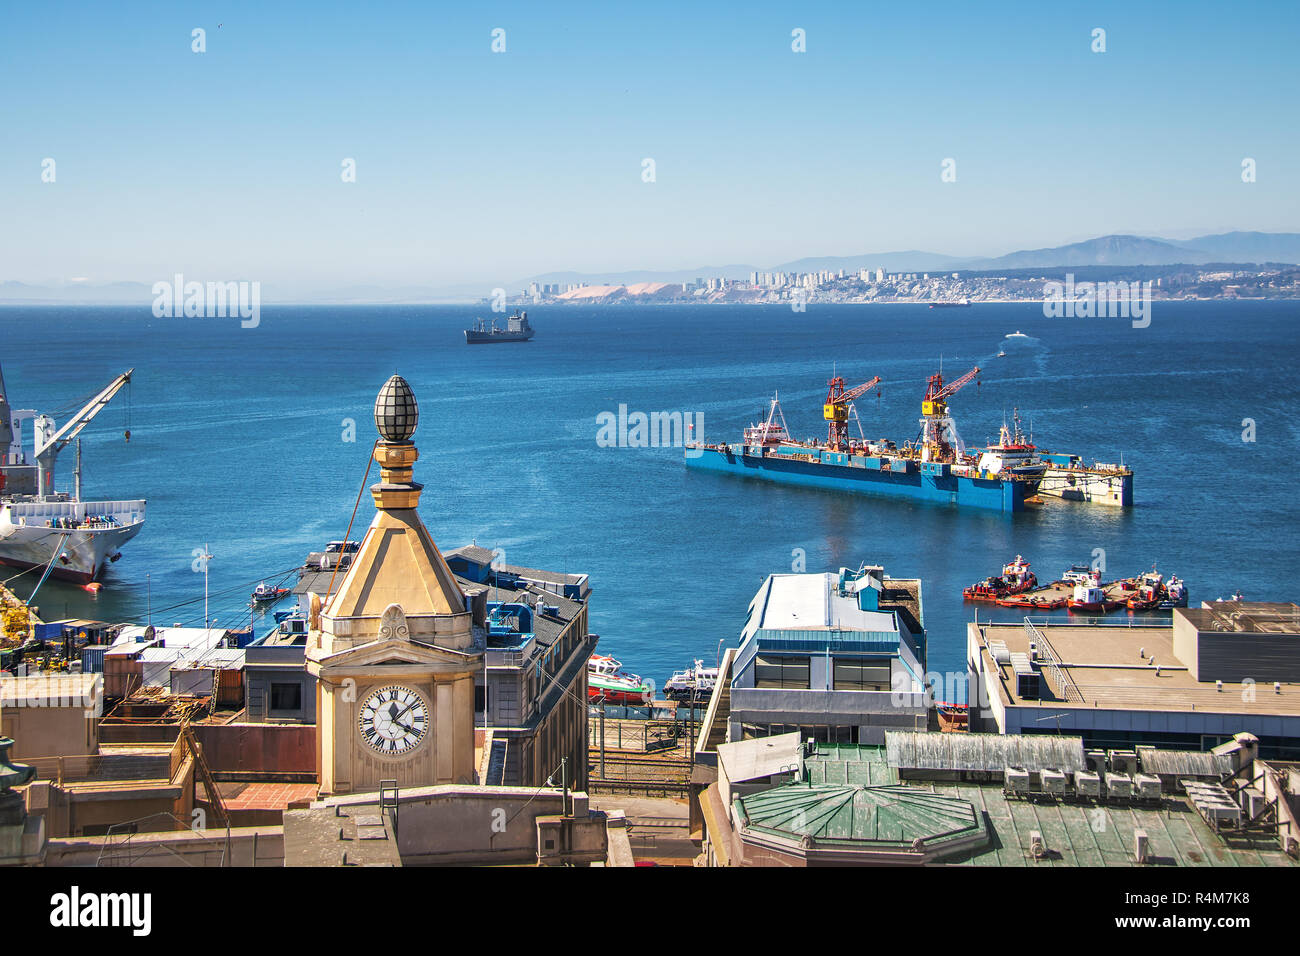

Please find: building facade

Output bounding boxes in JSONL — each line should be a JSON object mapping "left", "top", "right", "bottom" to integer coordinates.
{"left": 723, "top": 565, "right": 928, "bottom": 746}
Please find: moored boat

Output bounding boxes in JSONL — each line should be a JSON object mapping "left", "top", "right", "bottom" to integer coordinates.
{"left": 251, "top": 581, "right": 291, "bottom": 606}
{"left": 587, "top": 654, "right": 653, "bottom": 705}
{"left": 1068, "top": 571, "right": 1124, "bottom": 613}
{"left": 1160, "top": 576, "right": 1189, "bottom": 608}
{"left": 0, "top": 363, "right": 145, "bottom": 584}
{"left": 963, "top": 554, "right": 1038, "bottom": 602}
{"left": 663, "top": 659, "right": 718, "bottom": 703}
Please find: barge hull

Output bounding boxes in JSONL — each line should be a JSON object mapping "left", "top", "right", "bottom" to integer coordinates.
{"left": 685, "top": 446, "right": 1030, "bottom": 512}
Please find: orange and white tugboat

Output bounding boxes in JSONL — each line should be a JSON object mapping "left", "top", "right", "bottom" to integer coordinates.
{"left": 963, "top": 554, "right": 1038, "bottom": 602}
{"left": 1125, "top": 567, "right": 1164, "bottom": 611}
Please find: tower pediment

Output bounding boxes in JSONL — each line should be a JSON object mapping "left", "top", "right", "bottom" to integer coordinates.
{"left": 311, "top": 633, "right": 480, "bottom": 674}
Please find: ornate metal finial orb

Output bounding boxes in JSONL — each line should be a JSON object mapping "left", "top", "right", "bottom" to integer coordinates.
{"left": 374, "top": 374, "right": 419, "bottom": 443}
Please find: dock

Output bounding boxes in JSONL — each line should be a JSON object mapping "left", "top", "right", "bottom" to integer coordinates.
{"left": 997, "top": 578, "right": 1136, "bottom": 611}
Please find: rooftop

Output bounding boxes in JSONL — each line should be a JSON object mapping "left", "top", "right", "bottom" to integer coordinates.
{"left": 721, "top": 741, "right": 1298, "bottom": 867}
{"left": 1181, "top": 601, "right": 1300, "bottom": 635}
{"left": 717, "top": 731, "right": 802, "bottom": 784}
{"left": 972, "top": 621, "right": 1300, "bottom": 715}
{"left": 0, "top": 672, "right": 101, "bottom": 708}
{"left": 743, "top": 572, "right": 922, "bottom": 641}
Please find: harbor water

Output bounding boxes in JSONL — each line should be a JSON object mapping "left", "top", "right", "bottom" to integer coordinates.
{"left": 2, "top": 300, "right": 1297, "bottom": 697}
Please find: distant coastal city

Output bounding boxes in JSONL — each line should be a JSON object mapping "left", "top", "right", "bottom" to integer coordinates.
{"left": 508, "top": 263, "right": 1300, "bottom": 308}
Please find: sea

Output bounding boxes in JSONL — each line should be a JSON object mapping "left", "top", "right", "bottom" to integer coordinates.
{"left": 3, "top": 300, "right": 1297, "bottom": 701}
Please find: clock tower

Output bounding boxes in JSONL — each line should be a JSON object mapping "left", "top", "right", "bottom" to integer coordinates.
{"left": 306, "top": 375, "right": 484, "bottom": 795}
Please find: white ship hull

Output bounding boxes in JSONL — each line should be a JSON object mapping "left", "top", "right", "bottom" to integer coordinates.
{"left": 0, "top": 498, "right": 146, "bottom": 584}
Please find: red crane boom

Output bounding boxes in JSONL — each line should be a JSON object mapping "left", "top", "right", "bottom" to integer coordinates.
{"left": 924, "top": 365, "right": 980, "bottom": 404}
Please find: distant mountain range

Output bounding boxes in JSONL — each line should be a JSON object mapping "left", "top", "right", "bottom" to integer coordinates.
{"left": 4, "top": 232, "right": 1298, "bottom": 304}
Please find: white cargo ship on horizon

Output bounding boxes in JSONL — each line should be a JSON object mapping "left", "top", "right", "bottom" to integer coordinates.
{"left": 0, "top": 362, "right": 145, "bottom": 585}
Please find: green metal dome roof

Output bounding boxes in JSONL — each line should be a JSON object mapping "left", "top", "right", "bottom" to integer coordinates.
{"left": 735, "top": 783, "right": 987, "bottom": 856}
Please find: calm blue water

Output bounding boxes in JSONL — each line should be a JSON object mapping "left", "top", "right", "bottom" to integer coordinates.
{"left": 3, "top": 301, "right": 1298, "bottom": 698}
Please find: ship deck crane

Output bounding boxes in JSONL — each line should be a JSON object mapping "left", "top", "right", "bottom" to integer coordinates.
{"left": 920, "top": 365, "right": 979, "bottom": 462}
{"left": 823, "top": 374, "right": 881, "bottom": 450}
{"left": 34, "top": 368, "right": 133, "bottom": 498}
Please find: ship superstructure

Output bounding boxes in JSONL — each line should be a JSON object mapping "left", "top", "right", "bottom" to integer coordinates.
{"left": 0, "top": 363, "right": 145, "bottom": 584}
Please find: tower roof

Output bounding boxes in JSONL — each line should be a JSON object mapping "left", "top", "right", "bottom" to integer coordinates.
{"left": 324, "top": 507, "right": 465, "bottom": 619}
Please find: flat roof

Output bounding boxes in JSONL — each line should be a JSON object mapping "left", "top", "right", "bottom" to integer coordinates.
{"left": 0, "top": 672, "right": 100, "bottom": 706}
{"left": 745, "top": 573, "right": 911, "bottom": 637}
{"left": 973, "top": 621, "right": 1300, "bottom": 716}
{"left": 1181, "top": 602, "right": 1300, "bottom": 636}
{"left": 718, "top": 732, "right": 802, "bottom": 784}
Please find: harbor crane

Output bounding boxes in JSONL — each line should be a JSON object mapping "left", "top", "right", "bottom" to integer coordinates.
{"left": 32, "top": 368, "right": 133, "bottom": 498}
{"left": 919, "top": 365, "right": 979, "bottom": 462}
{"left": 823, "top": 374, "right": 881, "bottom": 451}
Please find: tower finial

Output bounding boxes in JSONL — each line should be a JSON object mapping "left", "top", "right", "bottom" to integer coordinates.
{"left": 370, "top": 376, "right": 423, "bottom": 509}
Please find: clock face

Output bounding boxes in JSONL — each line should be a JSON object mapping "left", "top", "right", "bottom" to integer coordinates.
{"left": 357, "top": 685, "right": 428, "bottom": 756}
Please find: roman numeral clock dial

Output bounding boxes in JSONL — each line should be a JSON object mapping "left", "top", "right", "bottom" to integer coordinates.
{"left": 357, "top": 685, "right": 428, "bottom": 756}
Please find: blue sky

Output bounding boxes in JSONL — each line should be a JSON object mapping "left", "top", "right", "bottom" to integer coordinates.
{"left": 2, "top": 0, "right": 1298, "bottom": 289}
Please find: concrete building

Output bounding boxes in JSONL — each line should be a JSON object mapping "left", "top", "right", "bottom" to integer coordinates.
{"left": 720, "top": 565, "right": 927, "bottom": 746}
{"left": 968, "top": 604, "right": 1300, "bottom": 758}
{"left": 0, "top": 674, "right": 101, "bottom": 760}
{"left": 445, "top": 547, "right": 595, "bottom": 791}
{"left": 243, "top": 616, "right": 315, "bottom": 724}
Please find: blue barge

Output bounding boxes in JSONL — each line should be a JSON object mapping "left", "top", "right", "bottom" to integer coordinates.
{"left": 685, "top": 442, "right": 1034, "bottom": 512}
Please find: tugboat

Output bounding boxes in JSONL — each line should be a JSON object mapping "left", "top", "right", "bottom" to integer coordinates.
{"left": 663, "top": 659, "right": 718, "bottom": 703}
{"left": 963, "top": 555, "right": 1038, "bottom": 602}
{"left": 587, "top": 654, "right": 653, "bottom": 706}
{"left": 465, "top": 310, "right": 535, "bottom": 344}
{"left": 1068, "top": 570, "right": 1122, "bottom": 613}
{"left": 1126, "top": 570, "right": 1164, "bottom": 612}
{"left": 1159, "top": 576, "right": 1189, "bottom": 608}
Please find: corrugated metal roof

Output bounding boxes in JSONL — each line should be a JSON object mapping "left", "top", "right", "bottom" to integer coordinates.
{"left": 1135, "top": 746, "right": 1234, "bottom": 778}
{"left": 886, "top": 731, "right": 1086, "bottom": 773}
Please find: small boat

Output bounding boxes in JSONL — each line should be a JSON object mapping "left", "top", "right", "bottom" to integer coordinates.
{"left": 663, "top": 659, "right": 718, "bottom": 703}
{"left": 1159, "top": 575, "right": 1189, "bottom": 609}
{"left": 587, "top": 654, "right": 653, "bottom": 706}
{"left": 251, "top": 581, "right": 291, "bottom": 606}
{"left": 1006, "top": 331, "right": 1029, "bottom": 339}
{"left": 963, "top": 555, "right": 1038, "bottom": 602}
{"left": 996, "top": 350, "right": 1007, "bottom": 357}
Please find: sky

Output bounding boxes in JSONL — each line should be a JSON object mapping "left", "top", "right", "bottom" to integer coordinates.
{"left": 2, "top": 0, "right": 1298, "bottom": 291}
